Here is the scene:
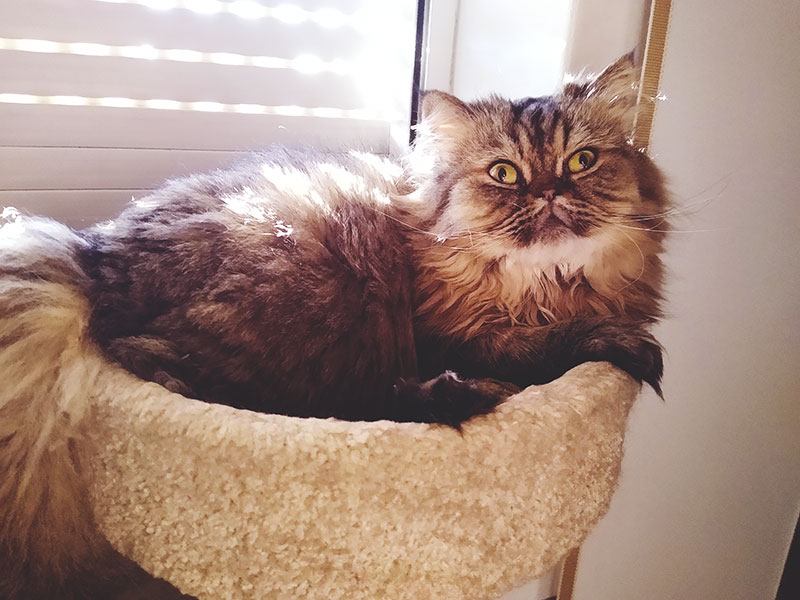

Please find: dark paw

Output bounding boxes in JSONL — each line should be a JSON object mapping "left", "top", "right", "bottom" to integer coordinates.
{"left": 580, "top": 320, "right": 664, "bottom": 396}
{"left": 153, "top": 370, "right": 193, "bottom": 395}
{"left": 393, "top": 372, "right": 520, "bottom": 429}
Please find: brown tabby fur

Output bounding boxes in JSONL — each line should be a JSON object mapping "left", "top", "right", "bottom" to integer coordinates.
{"left": 0, "top": 55, "right": 667, "bottom": 598}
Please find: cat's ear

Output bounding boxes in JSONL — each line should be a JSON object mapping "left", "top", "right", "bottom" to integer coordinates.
{"left": 593, "top": 52, "right": 640, "bottom": 102}
{"left": 415, "top": 90, "right": 474, "bottom": 151}
{"left": 564, "top": 52, "right": 641, "bottom": 130}
{"left": 419, "top": 90, "right": 471, "bottom": 134}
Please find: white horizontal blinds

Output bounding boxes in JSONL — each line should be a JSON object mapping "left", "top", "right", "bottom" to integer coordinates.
{"left": 0, "top": 0, "right": 418, "bottom": 226}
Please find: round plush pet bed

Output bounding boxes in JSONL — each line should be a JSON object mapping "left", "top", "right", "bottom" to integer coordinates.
{"left": 81, "top": 360, "right": 638, "bottom": 600}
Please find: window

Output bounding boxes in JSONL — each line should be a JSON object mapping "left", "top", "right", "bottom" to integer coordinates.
{"left": 0, "top": 0, "right": 418, "bottom": 224}
{"left": 0, "top": 0, "right": 654, "bottom": 235}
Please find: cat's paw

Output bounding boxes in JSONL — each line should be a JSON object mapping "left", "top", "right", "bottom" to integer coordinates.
{"left": 153, "top": 369, "right": 193, "bottom": 396}
{"left": 578, "top": 320, "right": 664, "bottom": 396}
{"left": 393, "top": 372, "right": 520, "bottom": 429}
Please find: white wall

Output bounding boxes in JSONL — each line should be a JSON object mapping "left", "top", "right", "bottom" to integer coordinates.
{"left": 445, "top": 0, "right": 647, "bottom": 105}
{"left": 450, "top": 0, "right": 572, "bottom": 101}
{"left": 562, "top": 0, "right": 649, "bottom": 74}
{"left": 575, "top": 2, "right": 800, "bottom": 598}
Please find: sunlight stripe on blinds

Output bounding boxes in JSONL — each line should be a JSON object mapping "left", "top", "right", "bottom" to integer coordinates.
{"left": 92, "top": 0, "right": 360, "bottom": 29}
{"left": 0, "top": 92, "right": 394, "bottom": 120}
{"left": 0, "top": 0, "right": 417, "bottom": 220}
{"left": 0, "top": 38, "right": 351, "bottom": 74}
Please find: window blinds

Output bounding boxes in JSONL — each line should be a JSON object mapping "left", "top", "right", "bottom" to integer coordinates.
{"left": 0, "top": 0, "right": 418, "bottom": 225}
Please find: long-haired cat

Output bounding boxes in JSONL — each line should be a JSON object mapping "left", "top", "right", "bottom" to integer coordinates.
{"left": 0, "top": 54, "right": 666, "bottom": 598}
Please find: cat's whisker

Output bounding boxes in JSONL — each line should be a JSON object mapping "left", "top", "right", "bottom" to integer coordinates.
{"left": 607, "top": 181, "right": 725, "bottom": 224}
{"left": 609, "top": 188, "right": 722, "bottom": 219}
{"left": 365, "top": 206, "right": 457, "bottom": 240}
{"left": 606, "top": 203, "right": 701, "bottom": 222}
{"left": 611, "top": 228, "right": 647, "bottom": 293}
{"left": 443, "top": 233, "right": 514, "bottom": 253}
{"left": 675, "top": 170, "right": 733, "bottom": 205}
{"left": 367, "top": 206, "right": 516, "bottom": 246}
{"left": 609, "top": 215, "right": 669, "bottom": 230}
{"left": 604, "top": 219, "right": 719, "bottom": 234}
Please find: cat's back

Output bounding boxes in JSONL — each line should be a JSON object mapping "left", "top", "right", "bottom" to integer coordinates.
{"left": 83, "top": 148, "right": 411, "bottom": 299}
{"left": 90, "top": 147, "right": 404, "bottom": 244}
{"left": 80, "top": 148, "right": 418, "bottom": 411}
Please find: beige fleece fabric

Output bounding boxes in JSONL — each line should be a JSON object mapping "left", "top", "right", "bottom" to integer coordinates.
{"left": 83, "top": 361, "right": 639, "bottom": 600}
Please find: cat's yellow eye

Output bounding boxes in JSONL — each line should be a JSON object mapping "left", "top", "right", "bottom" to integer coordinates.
{"left": 567, "top": 149, "right": 598, "bottom": 173}
{"left": 488, "top": 161, "right": 519, "bottom": 185}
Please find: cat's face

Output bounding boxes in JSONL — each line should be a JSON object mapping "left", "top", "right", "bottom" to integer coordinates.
{"left": 411, "top": 55, "right": 667, "bottom": 276}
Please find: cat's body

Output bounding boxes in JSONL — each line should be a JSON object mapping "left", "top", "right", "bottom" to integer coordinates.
{"left": 0, "top": 55, "right": 668, "bottom": 598}
{"left": 80, "top": 57, "right": 666, "bottom": 428}
{"left": 83, "top": 149, "right": 422, "bottom": 421}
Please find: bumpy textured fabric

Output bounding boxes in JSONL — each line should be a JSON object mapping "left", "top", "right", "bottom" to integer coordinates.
{"left": 82, "top": 362, "right": 638, "bottom": 600}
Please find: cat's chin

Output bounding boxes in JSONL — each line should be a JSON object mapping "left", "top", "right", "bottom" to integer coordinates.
{"left": 510, "top": 203, "right": 588, "bottom": 246}
{"left": 484, "top": 229, "right": 613, "bottom": 278}
{"left": 513, "top": 219, "right": 580, "bottom": 247}
{"left": 535, "top": 216, "right": 577, "bottom": 242}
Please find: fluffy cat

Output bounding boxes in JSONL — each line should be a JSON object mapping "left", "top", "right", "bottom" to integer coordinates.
{"left": 81, "top": 55, "right": 665, "bottom": 427}
{"left": 0, "top": 54, "right": 666, "bottom": 598}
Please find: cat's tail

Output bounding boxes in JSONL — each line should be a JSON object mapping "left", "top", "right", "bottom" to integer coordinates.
{"left": 0, "top": 211, "right": 128, "bottom": 598}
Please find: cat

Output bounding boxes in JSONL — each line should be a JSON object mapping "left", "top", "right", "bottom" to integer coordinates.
{"left": 0, "top": 54, "right": 666, "bottom": 598}
{"left": 80, "top": 55, "right": 665, "bottom": 427}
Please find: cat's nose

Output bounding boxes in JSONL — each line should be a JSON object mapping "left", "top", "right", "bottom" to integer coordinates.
{"left": 542, "top": 189, "right": 557, "bottom": 202}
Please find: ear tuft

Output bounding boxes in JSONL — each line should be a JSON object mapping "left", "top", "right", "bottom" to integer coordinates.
{"left": 593, "top": 52, "right": 640, "bottom": 101}
{"left": 563, "top": 52, "right": 641, "bottom": 130}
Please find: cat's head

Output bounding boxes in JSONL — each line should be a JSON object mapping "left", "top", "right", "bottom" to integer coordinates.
{"left": 409, "top": 54, "right": 667, "bottom": 286}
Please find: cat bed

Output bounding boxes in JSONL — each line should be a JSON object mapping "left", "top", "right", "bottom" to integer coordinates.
{"left": 0, "top": 211, "right": 640, "bottom": 599}
{"left": 82, "top": 359, "right": 639, "bottom": 600}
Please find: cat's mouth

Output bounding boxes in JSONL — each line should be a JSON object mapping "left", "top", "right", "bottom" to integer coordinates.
{"left": 508, "top": 201, "right": 593, "bottom": 247}
{"left": 542, "top": 204, "right": 574, "bottom": 227}
{"left": 534, "top": 204, "right": 576, "bottom": 237}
